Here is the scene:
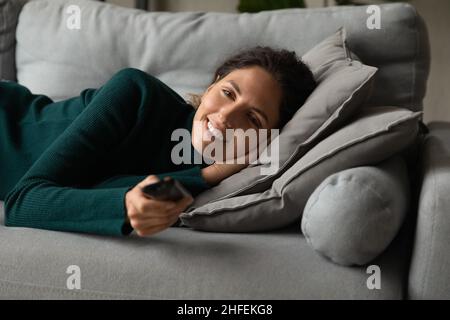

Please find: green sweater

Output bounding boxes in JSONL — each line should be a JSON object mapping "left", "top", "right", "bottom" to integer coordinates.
{"left": 0, "top": 68, "right": 210, "bottom": 236}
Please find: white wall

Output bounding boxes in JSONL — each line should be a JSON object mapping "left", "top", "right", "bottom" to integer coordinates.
{"left": 106, "top": 0, "right": 450, "bottom": 123}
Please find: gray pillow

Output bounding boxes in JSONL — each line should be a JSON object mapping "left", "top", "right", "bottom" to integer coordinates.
{"left": 181, "top": 106, "right": 422, "bottom": 232}
{"left": 191, "top": 28, "right": 378, "bottom": 205}
{"left": 301, "top": 155, "right": 410, "bottom": 266}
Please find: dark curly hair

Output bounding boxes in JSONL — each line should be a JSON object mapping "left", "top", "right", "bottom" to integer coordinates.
{"left": 186, "top": 46, "right": 316, "bottom": 129}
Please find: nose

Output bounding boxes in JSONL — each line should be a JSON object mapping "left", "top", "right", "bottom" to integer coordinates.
{"left": 218, "top": 106, "right": 234, "bottom": 129}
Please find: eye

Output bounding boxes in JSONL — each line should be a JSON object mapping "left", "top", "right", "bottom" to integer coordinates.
{"left": 248, "top": 113, "right": 261, "bottom": 128}
{"left": 222, "top": 89, "right": 233, "bottom": 98}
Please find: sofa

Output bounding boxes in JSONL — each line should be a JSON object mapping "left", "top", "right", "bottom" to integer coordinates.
{"left": 0, "top": 0, "right": 448, "bottom": 300}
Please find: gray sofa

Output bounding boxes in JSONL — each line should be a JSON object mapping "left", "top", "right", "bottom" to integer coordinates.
{"left": 0, "top": 0, "right": 448, "bottom": 299}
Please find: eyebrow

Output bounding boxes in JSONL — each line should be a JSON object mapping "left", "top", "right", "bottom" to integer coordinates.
{"left": 226, "top": 80, "right": 269, "bottom": 125}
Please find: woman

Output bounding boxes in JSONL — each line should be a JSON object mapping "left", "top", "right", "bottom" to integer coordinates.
{"left": 1, "top": 46, "right": 316, "bottom": 237}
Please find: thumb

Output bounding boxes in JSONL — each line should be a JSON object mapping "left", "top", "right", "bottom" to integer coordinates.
{"left": 181, "top": 194, "right": 194, "bottom": 207}
{"left": 136, "top": 175, "right": 160, "bottom": 189}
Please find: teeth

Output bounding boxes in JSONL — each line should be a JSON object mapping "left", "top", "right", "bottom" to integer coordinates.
{"left": 207, "top": 121, "right": 225, "bottom": 141}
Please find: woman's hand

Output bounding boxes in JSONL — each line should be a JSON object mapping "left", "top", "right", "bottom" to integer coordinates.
{"left": 125, "top": 175, "right": 194, "bottom": 237}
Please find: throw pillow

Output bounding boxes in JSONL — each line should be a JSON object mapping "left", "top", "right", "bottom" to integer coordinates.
{"left": 192, "top": 27, "right": 378, "bottom": 206}
{"left": 301, "top": 155, "right": 410, "bottom": 266}
{"left": 181, "top": 106, "right": 422, "bottom": 232}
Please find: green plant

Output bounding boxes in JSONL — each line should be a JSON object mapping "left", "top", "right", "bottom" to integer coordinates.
{"left": 237, "top": 0, "right": 306, "bottom": 13}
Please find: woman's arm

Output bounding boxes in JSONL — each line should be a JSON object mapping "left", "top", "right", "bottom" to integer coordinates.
{"left": 91, "top": 166, "right": 210, "bottom": 197}
{"left": 4, "top": 68, "right": 182, "bottom": 237}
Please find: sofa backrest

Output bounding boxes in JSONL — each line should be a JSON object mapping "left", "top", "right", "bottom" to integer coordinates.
{"left": 13, "top": 0, "right": 429, "bottom": 111}
{"left": 0, "top": 0, "right": 28, "bottom": 81}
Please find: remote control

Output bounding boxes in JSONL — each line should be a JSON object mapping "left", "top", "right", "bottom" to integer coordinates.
{"left": 141, "top": 176, "right": 192, "bottom": 201}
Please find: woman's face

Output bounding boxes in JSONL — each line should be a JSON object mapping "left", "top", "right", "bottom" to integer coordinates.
{"left": 191, "top": 66, "right": 283, "bottom": 163}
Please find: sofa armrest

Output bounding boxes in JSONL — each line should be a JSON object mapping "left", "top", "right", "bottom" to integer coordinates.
{"left": 408, "top": 122, "right": 450, "bottom": 299}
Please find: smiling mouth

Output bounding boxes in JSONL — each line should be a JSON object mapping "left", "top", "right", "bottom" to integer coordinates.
{"left": 204, "top": 119, "right": 228, "bottom": 142}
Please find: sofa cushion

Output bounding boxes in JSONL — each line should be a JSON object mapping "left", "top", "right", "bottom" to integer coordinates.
{"left": 192, "top": 28, "right": 377, "bottom": 203}
{"left": 16, "top": 0, "right": 428, "bottom": 112}
{"left": 0, "top": 200, "right": 410, "bottom": 299}
{"left": 181, "top": 107, "right": 422, "bottom": 232}
{"left": 302, "top": 155, "right": 410, "bottom": 267}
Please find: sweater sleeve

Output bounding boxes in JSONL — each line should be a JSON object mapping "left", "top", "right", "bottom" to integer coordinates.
{"left": 91, "top": 166, "right": 210, "bottom": 197}
{"left": 4, "top": 68, "right": 183, "bottom": 237}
